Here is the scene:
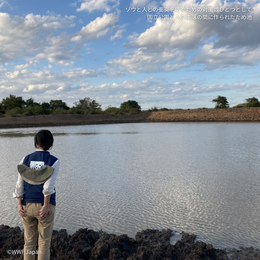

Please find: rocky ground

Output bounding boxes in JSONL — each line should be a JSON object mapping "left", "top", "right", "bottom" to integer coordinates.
{"left": 0, "top": 108, "right": 260, "bottom": 129}
{"left": 1, "top": 225, "right": 260, "bottom": 259}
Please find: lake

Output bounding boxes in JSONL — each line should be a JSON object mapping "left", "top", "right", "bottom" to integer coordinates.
{"left": 1, "top": 122, "right": 260, "bottom": 250}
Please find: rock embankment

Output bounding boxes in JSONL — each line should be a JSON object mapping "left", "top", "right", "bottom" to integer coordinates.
{"left": 0, "top": 108, "right": 259, "bottom": 129}
{"left": 146, "top": 108, "right": 260, "bottom": 122}
{"left": 1, "top": 225, "right": 260, "bottom": 260}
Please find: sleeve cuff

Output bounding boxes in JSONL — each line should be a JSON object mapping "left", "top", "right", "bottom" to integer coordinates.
{"left": 13, "top": 193, "right": 23, "bottom": 198}
{"left": 42, "top": 189, "right": 55, "bottom": 197}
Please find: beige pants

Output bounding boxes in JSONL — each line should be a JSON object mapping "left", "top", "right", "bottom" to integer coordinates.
{"left": 22, "top": 203, "right": 55, "bottom": 260}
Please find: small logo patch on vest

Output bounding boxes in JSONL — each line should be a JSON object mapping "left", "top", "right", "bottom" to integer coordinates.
{"left": 30, "top": 161, "right": 45, "bottom": 170}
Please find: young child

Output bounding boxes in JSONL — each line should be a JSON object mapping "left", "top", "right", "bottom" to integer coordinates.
{"left": 13, "top": 129, "right": 60, "bottom": 260}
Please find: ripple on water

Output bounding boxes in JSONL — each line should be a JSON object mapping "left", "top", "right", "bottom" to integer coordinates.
{"left": 2, "top": 123, "right": 260, "bottom": 249}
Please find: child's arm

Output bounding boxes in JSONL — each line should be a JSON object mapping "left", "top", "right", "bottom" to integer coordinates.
{"left": 13, "top": 158, "right": 25, "bottom": 199}
{"left": 39, "top": 195, "right": 51, "bottom": 217}
{"left": 42, "top": 159, "right": 60, "bottom": 197}
{"left": 14, "top": 158, "right": 26, "bottom": 217}
{"left": 17, "top": 197, "right": 26, "bottom": 217}
{"left": 40, "top": 159, "right": 59, "bottom": 218}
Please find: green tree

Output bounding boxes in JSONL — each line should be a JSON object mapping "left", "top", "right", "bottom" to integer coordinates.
{"left": 22, "top": 98, "right": 51, "bottom": 116}
{"left": 245, "top": 97, "right": 260, "bottom": 107}
{"left": 25, "top": 97, "right": 42, "bottom": 107}
{"left": 0, "top": 103, "right": 4, "bottom": 114}
{"left": 120, "top": 100, "right": 141, "bottom": 113}
{"left": 1, "top": 94, "right": 25, "bottom": 110}
{"left": 73, "top": 97, "right": 101, "bottom": 110}
{"left": 25, "top": 98, "right": 35, "bottom": 107}
{"left": 49, "top": 100, "right": 69, "bottom": 111}
{"left": 212, "top": 96, "right": 229, "bottom": 109}
{"left": 41, "top": 102, "right": 50, "bottom": 110}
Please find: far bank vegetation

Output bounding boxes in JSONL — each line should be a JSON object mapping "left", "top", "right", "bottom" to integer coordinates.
{"left": 0, "top": 94, "right": 259, "bottom": 118}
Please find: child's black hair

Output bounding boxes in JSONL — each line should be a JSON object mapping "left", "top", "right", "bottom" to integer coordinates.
{"left": 34, "top": 130, "right": 54, "bottom": 151}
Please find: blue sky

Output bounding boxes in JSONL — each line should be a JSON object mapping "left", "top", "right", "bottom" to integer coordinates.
{"left": 0, "top": 0, "right": 259, "bottom": 109}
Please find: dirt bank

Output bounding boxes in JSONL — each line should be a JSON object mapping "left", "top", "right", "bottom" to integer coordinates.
{"left": 0, "top": 108, "right": 259, "bottom": 129}
{"left": 1, "top": 225, "right": 260, "bottom": 260}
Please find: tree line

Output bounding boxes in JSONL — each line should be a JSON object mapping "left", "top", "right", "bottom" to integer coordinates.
{"left": 0, "top": 94, "right": 259, "bottom": 117}
{"left": 212, "top": 96, "right": 260, "bottom": 108}
{"left": 0, "top": 95, "right": 143, "bottom": 117}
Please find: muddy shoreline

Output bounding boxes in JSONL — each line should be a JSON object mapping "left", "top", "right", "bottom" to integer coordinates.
{"left": 1, "top": 225, "right": 260, "bottom": 260}
{"left": 0, "top": 108, "right": 260, "bottom": 129}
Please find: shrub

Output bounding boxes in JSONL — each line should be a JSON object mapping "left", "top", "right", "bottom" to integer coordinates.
{"left": 4, "top": 108, "right": 23, "bottom": 117}
{"left": 69, "top": 107, "right": 84, "bottom": 114}
{"left": 23, "top": 106, "right": 44, "bottom": 116}
{"left": 128, "top": 108, "right": 140, "bottom": 115}
{"left": 52, "top": 108, "right": 69, "bottom": 114}
{"left": 104, "top": 106, "right": 124, "bottom": 115}
{"left": 90, "top": 109, "right": 102, "bottom": 114}
{"left": 147, "top": 106, "right": 159, "bottom": 112}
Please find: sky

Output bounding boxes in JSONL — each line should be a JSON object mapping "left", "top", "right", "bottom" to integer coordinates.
{"left": 0, "top": 0, "right": 259, "bottom": 110}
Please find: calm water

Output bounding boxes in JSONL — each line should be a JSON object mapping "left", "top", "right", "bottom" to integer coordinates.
{"left": 1, "top": 122, "right": 260, "bottom": 250}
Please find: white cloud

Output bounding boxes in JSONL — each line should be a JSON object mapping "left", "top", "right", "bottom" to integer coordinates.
{"left": 110, "top": 28, "right": 125, "bottom": 40}
{"left": 77, "top": 77, "right": 258, "bottom": 108}
{"left": 0, "top": 85, "right": 18, "bottom": 93}
{"left": 65, "top": 68, "right": 105, "bottom": 78}
{"left": 193, "top": 43, "right": 260, "bottom": 70}
{"left": 77, "top": 0, "right": 119, "bottom": 13}
{"left": 130, "top": 0, "right": 158, "bottom": 7}
{"left": 78, "top": 78, "right": 171, "bottom": 103}
{"left": 57, "top": 61, "right": 75, "bottom": 66}
{"left": 31, "top": 50, "right": 79, "bottom": 65}
{"left": 0, "top": 13, "right": 76, "bottom": 63}
{"left": 71, "top": 35, "right": 82, "bottom": 42}
{"left": 131, "top": 0, "right": 150, "bottom": 7}
{"left": 133, "top": 11, "right": 212, "bottom": 50}
{"left": 107, "top": 47, "right": 189, "bottom": 73}
{"left": 137, "top": 0, "right": 260, "bottom": 51}
{"left": 0, "top": 11, "right": 122, "bottom": 65}
{"left": 0, "top": 61, "right": 259, "bottom": 108}
{"left": 24, "top": 84, "right": 50, "bottom": 92}
{"left": 14, "top": 63, "right": 31, "bottom": 70}
{"left": 162, "top": 0, "right": 180, "bottom": 7}
{"left": 0, "top": 9, "right": 119, "bottom": 67}
{"left": 106, "top": 71, "right": 127, "bottom": 77}
{"left": 108, "top": 0, "right": 260, "bottom": 73}
{"left": 127, "top": 32, "right": 139, "bottom": 42}
{"left": 0, "top": 0, "right": 7, "bottom": 8}
{"left": 79, "top": 12, "right": 120, "bottom": 40}
{"left": 5, "top": 70, "right": 21, "bottom": 79}
{"left": 0, "top": 67, "right": 6, "bottom": 76}
{"left": 0, "top": 66, "right": 106, "bottom": 101}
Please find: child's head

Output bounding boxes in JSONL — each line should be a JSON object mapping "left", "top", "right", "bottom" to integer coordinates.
{"left": 34, "top": 130, "right": 54, "bottom": 151}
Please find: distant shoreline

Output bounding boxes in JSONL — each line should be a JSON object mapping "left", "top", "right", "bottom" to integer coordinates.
{"left": 0, "top": 108, "right": 260, "bottom": 129}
